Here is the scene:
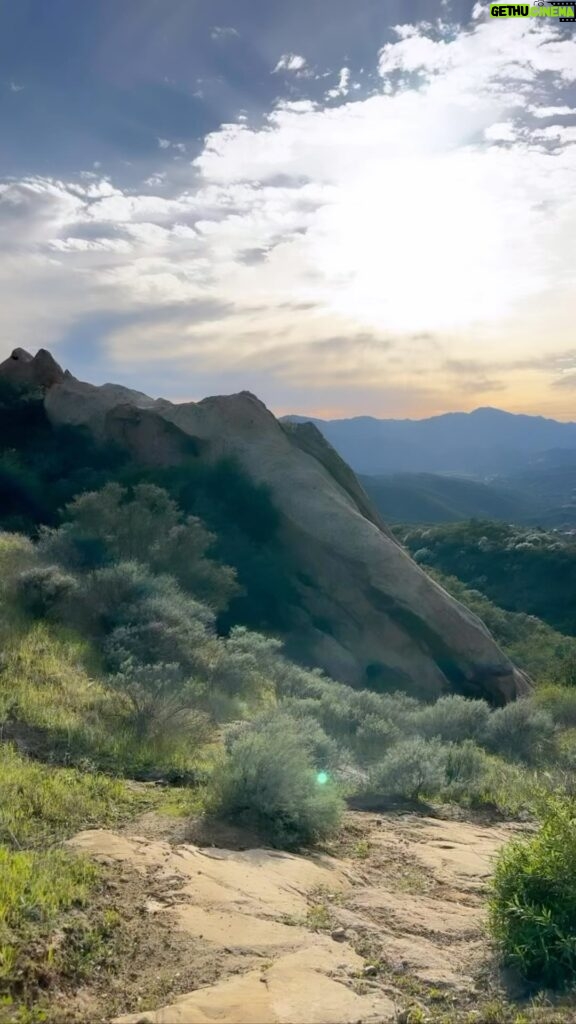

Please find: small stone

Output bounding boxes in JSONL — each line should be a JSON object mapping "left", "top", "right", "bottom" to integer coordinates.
{"left": 331, "top": 927, "right": 346, "bottom": 942}
{"left": 362, "top": 964, "right": 378, "bottom": 977}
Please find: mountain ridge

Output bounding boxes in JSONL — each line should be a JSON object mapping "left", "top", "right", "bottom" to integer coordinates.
{"left": 282, "top": 408, "right": 576, "bottom": 476}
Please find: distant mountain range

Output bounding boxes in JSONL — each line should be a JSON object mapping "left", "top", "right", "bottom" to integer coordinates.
{"left": 283, "top": 408, "right": 576, "bottom": 477}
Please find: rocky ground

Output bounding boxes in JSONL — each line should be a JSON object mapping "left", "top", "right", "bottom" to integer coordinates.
{"left": 47, "top": 809, "right": 576, "bottom": 1024}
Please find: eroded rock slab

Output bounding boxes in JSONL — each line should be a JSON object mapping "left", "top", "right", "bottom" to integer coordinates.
{"left": 68, "top": 814, "right": 522, "bottom": 1021}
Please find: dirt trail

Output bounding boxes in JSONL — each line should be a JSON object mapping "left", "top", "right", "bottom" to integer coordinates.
{"left": 67, "top": 813, "right": 522, "bottom": 1023}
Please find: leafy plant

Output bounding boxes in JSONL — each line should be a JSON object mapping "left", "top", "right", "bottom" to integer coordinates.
{"left": 489, "top": 797, "right": 576, "bottom": 988}
{"left": 481, "top": 700, "right": 555, "bottom": 765}
{"left": 367, "top": 737, "right": 447, "bottom": 800}
{"left": 206, "top": 713, "right": 343, "bottom": 849}
{"left": 106, "top": 659, "right": 211, "bottom": 743}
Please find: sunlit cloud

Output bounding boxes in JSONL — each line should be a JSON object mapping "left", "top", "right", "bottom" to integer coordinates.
{"left": 1, "top": 14, "right": 575, "bottom": 417}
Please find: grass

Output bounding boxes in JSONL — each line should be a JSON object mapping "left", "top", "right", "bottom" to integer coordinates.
{"left": 0, "top": 744, "right": 158, "bottom": 850}
{"left": 0, "top": 614, "right": 211, "bottom": 1020}
{"left": 0, "top": 846, "right": 100, "bottom": 1018}
{"left": 0, "top": 621, "right": 214, "bottom": 782}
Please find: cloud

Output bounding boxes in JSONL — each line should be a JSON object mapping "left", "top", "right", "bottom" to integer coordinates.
{"left": 1, "top": 15, "right": 576, "bottom": 417}
{"left": 157, "top": 138, "right": 186, "bottom": 153}
{"left": 553, "top": 371, "right": 576, "bottom": 389}
{"left": 484, "top": 121, "right": 517, "bottom": 141}
{"left": 326, "top": 67, "right": 351, "bottom": 100}
{"left": 273, "top": 54, "right": 307, "bottom": 73}
{"left": 9, "top": 81, "right": 24, "bottom": 93}
{"left": 528, "top": 104, "right": 576, "bottom": 117}
{"left": 211, "top": 26, "right": 239, "bottom": 40}
{"left": 533, "top": 124, "right": 576, "bottom": 144}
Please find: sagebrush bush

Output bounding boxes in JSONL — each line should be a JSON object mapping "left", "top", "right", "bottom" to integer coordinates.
{"left": 40, "top": 482, "right": 239, "bottom": 611}
{"left": 489, "top": 797, "right": 576, "bottom": 988}
{"left": 534, "top": 685, "right": 576, "bottom": 729}
{"left": 206, "top": 714, "right": 343, "bottom": 849}
{"left": 15, "top": 563, "right": 79, "bottom": 620}
{"left": 368, "top": 737, "right": 447, "bottom": 800}
{"left": 411, "top": 694, "right": 490, "bottom": 744}
{"left": 106, "top": 660, "right": 211, "bottom": 743}
{"left": 442, "top": 740, "right": 491, "bottom": 802}
{"left": 481, "top": 699, "right": 555, "bottom": 764}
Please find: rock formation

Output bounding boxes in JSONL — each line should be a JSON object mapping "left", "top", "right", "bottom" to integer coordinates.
{"left": 0, "top": 347, "right": 530, "bottom": 703}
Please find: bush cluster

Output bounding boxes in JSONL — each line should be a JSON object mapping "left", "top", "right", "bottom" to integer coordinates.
{"left": 489, "top": 797, "right": 576, "bottom": 988}
{"left": 206, "top": 714, "right": 343, "bottom": 849}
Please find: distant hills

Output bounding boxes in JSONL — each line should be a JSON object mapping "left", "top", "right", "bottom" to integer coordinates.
{"left": 283, "top": 408, "right": 576, "bottom": 527}
{"left": 359, "top": 473, "right": 536, "bottom": 525}
{"left": 283, "top": 408, "right": 576, "bottom": 477}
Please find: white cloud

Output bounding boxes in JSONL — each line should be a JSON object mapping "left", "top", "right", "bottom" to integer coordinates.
{"left": 158, "top": 138, "right": 187, "bottom": 154}
{"left": 9, "top": 81, "right": 24, "bottom": 93}
{"left": 1, "top": 16, "right": 576, "bottom": 416}
{"left": 533, "top": 124, "right": 576, "bottom": 144}
{"left": 326, "top": 67, "right": 351, "bottom": 99}
{"left": 528, "top": 104, "right": 576, "bottom": 117}
{"left": 484, "top": 120, "right": 518, "bottom": 141}
{"left": 273, "top": 53, "right": 307, "bottom": 73}
{"left": 211, "top": 26, "right": 239, "bottom": 40}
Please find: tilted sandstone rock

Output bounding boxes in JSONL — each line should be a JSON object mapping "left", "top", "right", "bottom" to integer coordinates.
{"left": 0, "top": 348, "right": 530, "bottom": 702}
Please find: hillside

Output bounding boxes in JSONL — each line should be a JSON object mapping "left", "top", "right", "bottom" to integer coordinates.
{"left": 4, "top": 352, "right": 576, "bottom": 1020}
{"left": 360, "top": 473, "right": 537, "bottom": 525}
{"left": 0, "top": 347, "right": 527, "bottom": 704}
{"left": 399, "top": 521, "right": 576, "bottom": 637}
{"left": 284, "top": 408, "right": 576, "bottom": 476}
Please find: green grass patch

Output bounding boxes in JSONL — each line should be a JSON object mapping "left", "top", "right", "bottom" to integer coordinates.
{"left": 0, "top": 745, "right": 159, "bottom": 850}
{"left": 0, "top": 846, "right": 99, "bottom": 1017}
{"left": 0, "top": 622, "right": 213, "bottom": 782}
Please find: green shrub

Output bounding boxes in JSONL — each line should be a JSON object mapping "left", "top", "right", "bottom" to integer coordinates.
{"left": 15, "top": 564, "right": 79, "bottom": 619}
{"left": 106, "top": 659, "right": 211, "bottom": 743}
{"left": 411, "top": 695, "right": 490, "bottom": 744}
{"left": 352, "top": 713, "right": 399, "bottom": 763}
{"left": 367, "top": 737, "right": 448, "bottom": 800}
{"left": 534, "top": 685, "right": 576, "bottom": 729}
{"left": 442, "top": 741, "right": 492, "bottom": 802}
{"left": 40, "top": 482, "right": 239, "bottom": 611}
{"left": 489, "top": 797, "right": 576, "bottom": 988}
{"left": 482, "top": 699, "right": 555, "bottom": 765}
{"left": 206, "top": 714, "right": 343, "bottom": 849}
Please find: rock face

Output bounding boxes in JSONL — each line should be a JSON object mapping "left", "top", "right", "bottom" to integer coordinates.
{"left": 0, "top": 348, "right": 530, "bottom": 703}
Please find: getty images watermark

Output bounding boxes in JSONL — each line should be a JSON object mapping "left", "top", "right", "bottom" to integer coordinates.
{"left": 491, "top": 2, "right": 576, "bottom": 18}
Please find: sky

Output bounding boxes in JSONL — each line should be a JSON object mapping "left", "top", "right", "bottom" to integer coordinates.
{"left": 1, "top": 0, "right": 576, "bottom": 420}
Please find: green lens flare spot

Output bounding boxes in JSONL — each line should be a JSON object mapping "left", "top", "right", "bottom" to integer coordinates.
{"left": 316, "top": 771, "right": 329, "bottom": 786}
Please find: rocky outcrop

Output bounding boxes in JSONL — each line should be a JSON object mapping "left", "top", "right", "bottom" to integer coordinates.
{"left": 0, "top": 348, "right": 530, "bottom": 703}
{"left": 0, "top": 347, "right": 66, "bottom": 390}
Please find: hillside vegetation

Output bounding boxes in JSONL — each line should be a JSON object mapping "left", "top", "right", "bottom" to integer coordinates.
{"left": 400, "top": 520, "right": 576, "bottom": 636}
{"left": 2, "top": 383, "right": 576, "bottom": 1014}
{"left": 3, "top": 478, "right": 576, "bottom": 1017}
{"left": 361, "top": 473, "right": 535, "bottom": 525}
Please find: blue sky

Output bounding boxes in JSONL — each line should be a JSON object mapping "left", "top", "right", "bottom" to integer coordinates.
{"left": 1, "top": 0, "right": 576, "bottom": 417}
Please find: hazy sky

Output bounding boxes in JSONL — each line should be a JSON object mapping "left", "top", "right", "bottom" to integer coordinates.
{"left": 1, "top": 0, "right": 576, "bottom": 419}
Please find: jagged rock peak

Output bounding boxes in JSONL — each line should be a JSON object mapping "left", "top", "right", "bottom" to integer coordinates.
{"left": 0, "top": 347, "right": 66, "bottom": 389}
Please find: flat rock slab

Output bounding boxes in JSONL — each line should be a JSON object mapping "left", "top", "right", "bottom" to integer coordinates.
{"left": 69, "top": 813, "right": 524, "bottom": 1022}
{"left": 115, "top": 948, "right": 397, "bottom": 1024}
